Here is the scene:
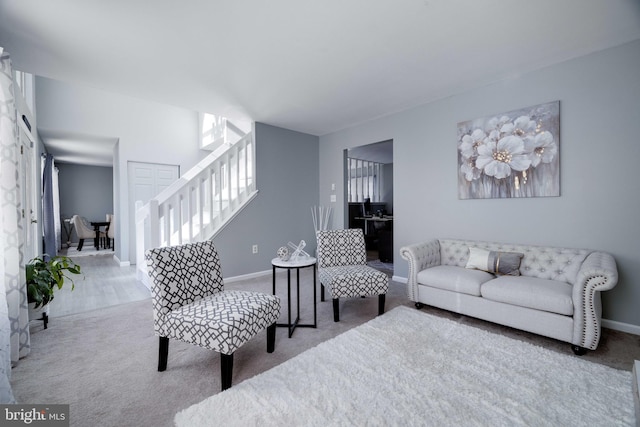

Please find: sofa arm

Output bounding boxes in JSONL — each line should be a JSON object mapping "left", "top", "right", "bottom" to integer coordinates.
{"left": 400, "top": 239, "right": 441, "bottom": 302}
{"left": 572, "top": 251, "right": 619, "bottom": 350}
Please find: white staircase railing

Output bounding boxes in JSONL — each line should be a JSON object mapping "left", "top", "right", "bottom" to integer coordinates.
{"left": 135, "top": 131, "right": 257, "bottom": 287}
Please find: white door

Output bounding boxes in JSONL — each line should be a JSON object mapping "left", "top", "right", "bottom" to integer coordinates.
{"left": 127, "top": 161, "right": 179, "bottom": 264}
{"left": 18, "top": 120, "right": 37, "bottom": 262}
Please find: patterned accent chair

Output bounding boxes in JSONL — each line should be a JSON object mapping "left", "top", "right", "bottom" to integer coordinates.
{"left": 145, "top": 240, "right": 281, "bottom": 391}
{"left": 316, "top": 229, "right": 389, "bottom": 322}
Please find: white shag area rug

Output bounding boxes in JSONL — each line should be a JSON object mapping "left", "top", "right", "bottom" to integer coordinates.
{"left": 175, "top": 306, "right": 635, "bottom": 427}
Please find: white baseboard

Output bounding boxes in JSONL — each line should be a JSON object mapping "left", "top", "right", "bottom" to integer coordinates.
{"left": 113, "top": 255, "right": 130, "bottom": 267}
{"left": 602, "top": 318, "right": 640, "bottom": 336}
{"left": 390, "top": 275, "right": 639, "bottom": 336}
{"left": 224, "top": 269, "right": 271, "bottom": 284}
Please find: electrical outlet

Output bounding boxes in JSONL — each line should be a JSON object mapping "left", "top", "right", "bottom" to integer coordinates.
{"left": 330, "top": 194, "right": 337, "bottom": 202}
{"left": 252, "top": 244, "right": 258, "bottom": 254}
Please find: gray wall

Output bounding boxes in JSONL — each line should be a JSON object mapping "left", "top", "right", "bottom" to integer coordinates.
{"left": 214, "top": 123, "right": 319, "bottom": 277}
{"left": 57, "top": 163, "right": 114, "bottom": 243}
{"left": 319, "top": 40, "right": 640, "bottom": 327}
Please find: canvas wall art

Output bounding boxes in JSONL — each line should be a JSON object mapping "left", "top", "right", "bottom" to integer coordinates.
{"left": 457, "top": 101, "right": 560, "bottom": 199}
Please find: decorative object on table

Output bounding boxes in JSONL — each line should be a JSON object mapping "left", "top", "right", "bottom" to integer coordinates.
{"left": 288, "top": 240, "right": 310, "bottom": 262}
{"left": 457, "top": 101, "right": 560, "bottom": 199}
{"left": 26, "top": 255, "right": 82, "bottom": 329}
{"left": 276, "top": 246, "right": 290, "bottom": 261}
{"left": 311, "top": 206, "right": 332, "bottom": 231}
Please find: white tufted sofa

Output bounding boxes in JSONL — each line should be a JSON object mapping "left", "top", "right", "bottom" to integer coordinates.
{"left": 400, "top": 238, "right": 618, "bottom": 354}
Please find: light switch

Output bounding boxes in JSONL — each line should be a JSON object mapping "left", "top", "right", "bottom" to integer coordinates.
{"left": 331, "top": 183, "right": 336, "bottom": 191}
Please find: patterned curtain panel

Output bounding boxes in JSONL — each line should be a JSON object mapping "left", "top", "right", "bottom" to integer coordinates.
{"left": 0, "top": 51, "right": 30, "bottom": 399}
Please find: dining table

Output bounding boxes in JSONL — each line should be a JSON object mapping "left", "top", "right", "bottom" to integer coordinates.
{"left": 90, "top": 221, "right": 110, "bottom": 249}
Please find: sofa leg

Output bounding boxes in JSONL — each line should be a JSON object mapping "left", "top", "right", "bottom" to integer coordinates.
{"left": 221, "top": 353, "right": 234, "bottom": 391}
{"left": 77, "top": 239, "right": 84, "bottom": 251}
{"left": 378, "top": 294, "right": 386, "bottom": 315}
{"left": 415, "top": 302, "right": 424, "bottom": 310}
{"left": 158, "top": 337, "right": 169, "bottom": 371}
{"left": 332, "top": 298, "right": 340, "bottom": 322}
{"left": 266, "top": 323, "right": 276, "bottom": 353}
{"left": 571, "top": 345, "right": 587, "bottom": 356}
{"left": 321, "top": 284, "right": 325, "bottom": 302}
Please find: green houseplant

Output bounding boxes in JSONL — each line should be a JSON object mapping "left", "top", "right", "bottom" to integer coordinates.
{"left": 26, "top": 255, "right": 82, "bottom": 310}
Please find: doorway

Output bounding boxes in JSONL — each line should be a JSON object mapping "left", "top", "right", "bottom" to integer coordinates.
{"left": 344, "top": 140, "right": 393, "bottom": 272}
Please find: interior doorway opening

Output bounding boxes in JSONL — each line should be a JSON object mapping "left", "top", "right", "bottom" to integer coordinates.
{"left": 344, "top": 140, "right": 393, "bottom": 274}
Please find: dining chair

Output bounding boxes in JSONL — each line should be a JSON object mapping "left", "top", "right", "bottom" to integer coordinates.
{"left": 145, "top": 240, "right": 281, "bottom": 391}
{"left": 71, "top": 215, "right": 96, "bottom": 251}
{"left": 316, "top": 228, "right": 389, "bottom": 322}
{"left": 106, "top": 215, "right": 115, "bottom": 250}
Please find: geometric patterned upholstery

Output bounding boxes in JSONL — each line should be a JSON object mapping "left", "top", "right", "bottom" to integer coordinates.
{"left": 145, "top": 240, "right": 281, "bottom": 391}
{"left": 316, "top": 229, "right": 389, "bottom": 321}
{"left": 146, "top": 240, "right": 280, "bottom": 355}
{"left": 161, "top": 290, "right": 281, "bottom": 355}
{"left": 317, "top": 229, "right": 368, "bottom": 268}
{"left": 318, "top": 265, "right": 389, "bottom": 299}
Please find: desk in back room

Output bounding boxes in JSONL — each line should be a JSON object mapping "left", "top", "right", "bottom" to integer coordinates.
{"left": 354, "top": 216, "right": 393, "bottom": 235}
{"left": 354, "top": 216, "right": 394, "bottom": 262}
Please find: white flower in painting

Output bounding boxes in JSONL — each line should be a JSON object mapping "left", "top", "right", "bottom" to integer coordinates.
{"left": 476, "top": 135, "right": 532, "bottom": 179}
{"left": 524, "top": 131, "right": 557, "bottom": 167}
{"left": 459, "top": 129, "right": 486, "bottom": 159}
{"left": 485, "top": 115, "right": 511, "bottom": 133}
{"left": 500, "top": 115, "right": 536, "bottom": 136}
{"left": 461, "top": 158, "right": 482, "bottom": 181}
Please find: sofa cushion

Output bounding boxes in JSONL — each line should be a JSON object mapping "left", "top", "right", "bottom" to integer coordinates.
{"left": 466, "top": 247, "right": 524, "bottom": 276}
{"left": 439, "top": 239, "right": 590, "bottom": 284}
{"left": 417, "top": 266, "right": 494, "bottom": 296}
{"left": 480, "top": 276, "right": 573, "bottom": 316}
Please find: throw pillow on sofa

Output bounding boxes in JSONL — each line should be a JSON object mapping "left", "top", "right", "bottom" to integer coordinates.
{"left": 466, "top": 247, "right": 524, "bottom": 276}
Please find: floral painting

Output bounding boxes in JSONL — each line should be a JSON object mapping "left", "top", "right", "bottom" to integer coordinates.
{"left": 457, "top": 101, "right": 560, "bottom": 199}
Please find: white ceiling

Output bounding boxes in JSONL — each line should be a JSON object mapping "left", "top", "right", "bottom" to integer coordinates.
{"left": 1, "top": 0, "right": 639, "bottom": 164}
{"left": 38, "top": 129, "right": 117, "bottom": 167}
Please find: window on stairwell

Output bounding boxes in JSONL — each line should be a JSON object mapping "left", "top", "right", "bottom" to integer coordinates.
{"left": 199, "top": 112, "right": 226, "bottom": 151}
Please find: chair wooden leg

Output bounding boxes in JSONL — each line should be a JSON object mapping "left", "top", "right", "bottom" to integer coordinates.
{"left": 333, "top": 298, "right": 340, "bottom": 322}
{"left": 378, "top": 294, "right": 386, "bottom": 315}
{"left": 158, "top": 337, "right": 169, "bottom": 371}
{"left": 321, "top": 284, "right": 325, "bottom": 302}
{"left": 221, "top": 353, "right": 234, "bottom": 391}
{"left": 267, "top": 323, "right": 276, "bottom": 353}
{"left": 77, "top": 239, "right": 84, "bottom": 251}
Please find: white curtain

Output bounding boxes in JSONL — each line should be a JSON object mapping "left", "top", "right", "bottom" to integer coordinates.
{"left": 0, "top": 50, "right": 23, "bottom": 403}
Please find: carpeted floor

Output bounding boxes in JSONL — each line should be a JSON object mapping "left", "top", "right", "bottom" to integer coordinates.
{"left": 11, "top": 271, "right": 640, "bottom": 427}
